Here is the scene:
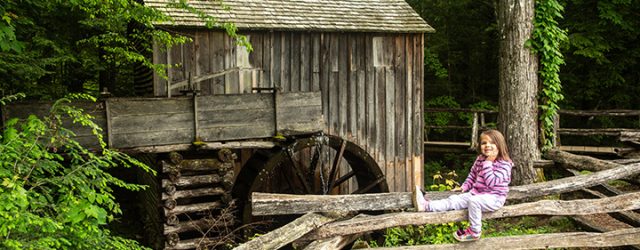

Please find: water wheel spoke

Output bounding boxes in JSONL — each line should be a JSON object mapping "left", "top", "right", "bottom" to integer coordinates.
{"left": 285, "top": 149, "right": 312, "bottom": 194}
{"left": 352, "top": 176, "right": 386, "bottom": 194}
{"left": 308, "top": 145, "right": 322, "bottom": 192}
{"left": 326, "top": 139, "right": 346, "bottom": 193}
{"left": 331, "top": 170, "right": 357, "bottom": 190}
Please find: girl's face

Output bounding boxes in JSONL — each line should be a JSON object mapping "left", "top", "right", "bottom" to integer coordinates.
{"left": 480, "top": 134, "right": 499, "bottom": 159}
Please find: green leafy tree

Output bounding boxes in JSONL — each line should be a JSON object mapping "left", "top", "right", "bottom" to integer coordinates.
{"left": 559, "top": 0, "right": 640, "bottom": 110}
{"left": 0, "top": 94, "right": 154, "bottom": 249}
{"left": 0, "top": 0, "right": 248, "bottom": 99}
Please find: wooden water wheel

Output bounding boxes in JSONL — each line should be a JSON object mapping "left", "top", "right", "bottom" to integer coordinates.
{"left": 232, "top": 134, "right": 389, "bottom": 230}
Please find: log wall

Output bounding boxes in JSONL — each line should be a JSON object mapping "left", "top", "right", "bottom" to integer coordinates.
{"left": 153, "top": 30, "right": 425, "bottom": 192}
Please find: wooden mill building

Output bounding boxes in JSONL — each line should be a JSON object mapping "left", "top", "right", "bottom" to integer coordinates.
{"left": 144, "top": 0, "right": 434, "bottom": 193}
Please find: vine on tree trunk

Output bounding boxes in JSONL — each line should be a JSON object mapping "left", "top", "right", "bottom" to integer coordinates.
{"left": 530, "top": 0, "right": 568, "bottom": 151}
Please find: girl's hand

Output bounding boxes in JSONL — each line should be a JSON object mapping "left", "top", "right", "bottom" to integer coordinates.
{"left": 451, "top": 187, "right": 462, "bottom": 192}
{"left": 485, "top": 150, "right": 498, "bottom": 161}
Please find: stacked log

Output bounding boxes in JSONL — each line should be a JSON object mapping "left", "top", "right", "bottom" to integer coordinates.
{"left": 159, "top": 151, "right": 237, "bottom": 250}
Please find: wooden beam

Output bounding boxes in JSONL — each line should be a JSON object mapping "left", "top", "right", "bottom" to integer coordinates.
{"left": 251, "top": 158, "right": 640, "bottom": 216}
{"left": 372, "top": 228, "right": 640, "bottom": 250}
{"left": 234, "top": 213, "right": 335, "bottom": 250}
{"left": 543, "top": 149, "right": 639, "bottom": 183}
{"left": 251, "top": 192, "right": 413, "bottom": 216}
{"left": 303, "top": 234, "right": 361, "bottom": 250}
{"left": 301, "top": 192, "right": 640, "bottom": 240}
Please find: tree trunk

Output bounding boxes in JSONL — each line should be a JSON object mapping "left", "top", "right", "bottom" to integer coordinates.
{"left": 497, "top": 0, "right": 540, "bottom": 185}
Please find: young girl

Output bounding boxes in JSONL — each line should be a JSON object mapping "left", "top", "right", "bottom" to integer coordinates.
{"left": 414, "top": 129, "right": 513, "bottom": 242}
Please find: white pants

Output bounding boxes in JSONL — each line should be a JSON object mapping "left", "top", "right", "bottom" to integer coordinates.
{"left": 427, "top": 192, "right": 504, "bottom": 233}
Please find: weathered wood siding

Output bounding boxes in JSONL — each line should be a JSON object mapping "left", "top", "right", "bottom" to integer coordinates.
{"left": 2, "top": 92, "right": 323, "bottom": 149}
{"left": 154, "top": 31, "right": 424, "bottom": 192}
{"left": 1, "top": 101, "right": 107, "bottom": 149}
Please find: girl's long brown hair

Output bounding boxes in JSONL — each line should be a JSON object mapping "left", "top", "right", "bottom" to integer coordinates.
{"left": 477, "top": 129, "right": 511, "bottom": 162}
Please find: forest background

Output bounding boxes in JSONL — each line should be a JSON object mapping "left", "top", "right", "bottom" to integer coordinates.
{"left": 0, "top": 0, "right": 639, "bottom": 248}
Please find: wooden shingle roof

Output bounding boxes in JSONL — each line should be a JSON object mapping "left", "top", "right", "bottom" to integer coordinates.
{"left": 144, "top": 0, "right": 434, "bottom": 33}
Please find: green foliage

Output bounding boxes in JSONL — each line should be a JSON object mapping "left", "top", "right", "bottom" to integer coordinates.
{"left": 0, "top": 0, "right": 249, "bottom": 99}
{"left": 407, "top": 0, "right": 499, "bottom": 104}
{"left": 484, "top": 216, "right": 575, "bottom": 237}
{"left": 0, "top": 94, "right": 154, "bottom": 249}
{"left": 424, "top": 96, "right": 460, "bottom": 134}
{"left": 531, "top": 0, "right": 568, "bottom": 151}
{"left": 559, "top": 0, "right": 640, "bottom": 110}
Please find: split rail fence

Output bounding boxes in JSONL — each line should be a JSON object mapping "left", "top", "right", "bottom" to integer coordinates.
{"left": 424, "top": 108, "right": 640, "bottom": 156}
{"left": 234, "top": 149, "right": 640, "bottom": 250}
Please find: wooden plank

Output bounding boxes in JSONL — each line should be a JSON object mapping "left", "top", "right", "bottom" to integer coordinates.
{"left": 291, "top": 33, "right": 301, "bottom": 92}
{"left": 109, "top": 113, "right": 192, "bottom": 134}
{"left": 365, "top": 34, "right": 375, "bottom": 153}
{"left": 153, "top": 40, "right": 168, "bottom": 96}
{"left": 183, "top": 33, "right": 195, "bottom": 92}
{"left": 414, "top": 35, "right": 424, "bottom": 187}
{"left": 120, "top": 141, "right": 275, "bottom": 153}
{"left": 250, "top": 32, "right": 264, "bottom": 90}
{"left": 108, "top": 97, "right": 191, "bottom": 116}
{"left": 311, "top": 33, "right": 321, "bottom": 91}
{"left": 211, "top": 32, "right": 225, "bottom": 95}
{"left": 395, "top": 35, "right": 407, "bottom": 191}
{"left": 386, "top": 68, "right": 397, "bottom": 190}
{"left": 328, "top": 34, "right": 339, "bottom": 135}
{"left": 197, "top": 93, "right": 271, "bottom": 111}
{"left": 223, "top": 34, "right": 235, "bottom": 94}
{"left": 347, "top": 35, "right": 357, "bottom": 139}
{"left": 199, "top": 125, "right": 274, "bottom": 142}
{"left": 356, "top": 69, "right": 366, "bottom": 145}
{"left": 281, "top": 32, "right": 291, "bottom": 92}
{"left": 196, "top": 31, "right": 211, "bottom": 95}
{"left": 272, "top": 32, "right": 282, "bottom": 89}
{"left": 300, "top": 34, "right": 311, "bottom": 92}
{"left": 405, "top": 34, "right": 415, "bottom": 189}
{"left": 197, "top": 109, "right": 273, "bottom": 127}
{"left": 374, "top": 228, "right": 640, "bottom": 250}
{"left": 111, "top": 129, "right": 193, "bottom": 148}
{"left": 235, "top": 213, "right": 335, "bottom": 250}
{"left": 260, "top": 32, "right": 272, "bottom": 89}
{"left": 320, "top": 33, "right": 330, "bottom": 132}
{"left": 338, "top": 34, "right": 348, "bottom": 136}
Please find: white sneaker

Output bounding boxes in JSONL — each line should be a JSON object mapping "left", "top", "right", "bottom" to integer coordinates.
{"left": 413, "top": 185, "right": 428, "bottom": 212}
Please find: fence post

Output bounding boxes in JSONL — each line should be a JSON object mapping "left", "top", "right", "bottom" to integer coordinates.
{"left": 470, "top": 112, "right": 479, "bottom": 149}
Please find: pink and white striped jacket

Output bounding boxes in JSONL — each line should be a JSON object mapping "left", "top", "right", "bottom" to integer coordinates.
{"left": 460, "top": 155, "right": 513, "bottom": 199}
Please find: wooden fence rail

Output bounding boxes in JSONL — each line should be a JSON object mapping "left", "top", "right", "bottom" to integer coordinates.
{"left": 424, "top": 108, "right": 640, "bottom": 155}
{"left": 237, "top": 150, "right": 640, "bottom": 250}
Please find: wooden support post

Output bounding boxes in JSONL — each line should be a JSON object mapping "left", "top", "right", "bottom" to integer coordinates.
{"left": 470, "top": 112, "right": 478, "bottom": 149}
{"left": 234, "top": 213, "right": 335, "bottom": 250}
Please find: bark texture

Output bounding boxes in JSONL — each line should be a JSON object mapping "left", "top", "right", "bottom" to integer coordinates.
{"left": 497, "top": 0, "right": 540, "bottom": 185}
